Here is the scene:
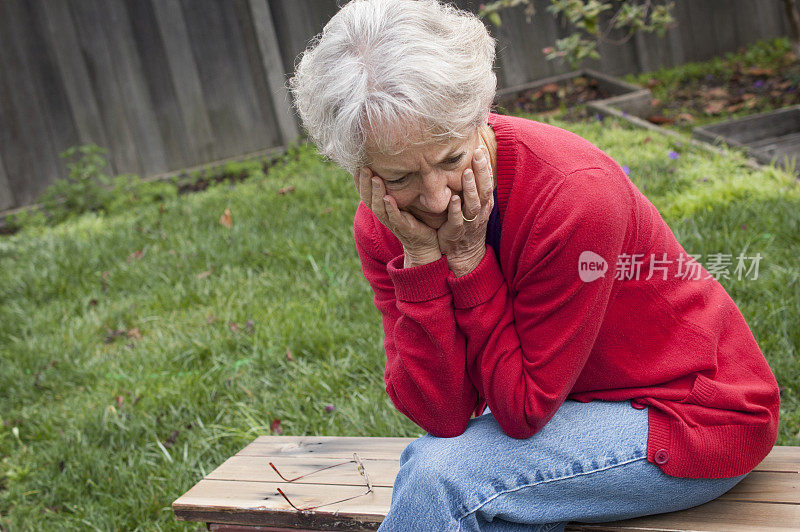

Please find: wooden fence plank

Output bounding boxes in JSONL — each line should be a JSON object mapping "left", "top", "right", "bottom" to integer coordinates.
{"left": 149, "top": 0, "right": 214, "bottom": 166}
{"left": 0, "top": 0, "right": 63, "bottom": 205}
{"left": 68, "top": 0, "right": 141, "bottom": 176}
{"left": 248, "top": 0, "right": 299, "bottom": 145}
{"left": 98, "top": 0, "right": 168, "bottom": 176}
{"left": 124, "top": 0, "right": 190, "bottom": 171}
{"left": 180, "top": 0, "right": 269, "bottom": 160}
{"left": 267, "top": 0, "right": 340, "bottom": 93}
{"left": 19, "top": 0, "right": 80, "bottom": 180}
{"left": 39, "top": 0, "right": 109, "bottom": 150}
{"left": 233, "top": 0, "right": 282, "bottom": 149}
{"left": 0, "top": 151, "right": 14, "bottom": 211}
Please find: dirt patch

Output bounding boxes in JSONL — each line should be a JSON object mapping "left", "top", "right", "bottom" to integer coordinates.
{"left": 496, "top": 76, "right": 616, "bottom": 115}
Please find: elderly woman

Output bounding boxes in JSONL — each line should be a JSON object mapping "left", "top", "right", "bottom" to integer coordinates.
{"left": 288, "top": 0, "right": 780, "bottom": 530}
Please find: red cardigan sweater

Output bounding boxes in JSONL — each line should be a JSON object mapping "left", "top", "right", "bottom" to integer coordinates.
{"left": 353, "top": 112, "right": 780, "bottom": 478}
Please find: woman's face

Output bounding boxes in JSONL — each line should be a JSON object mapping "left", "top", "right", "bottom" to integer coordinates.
{"left": 366, "top": 128, "right": 484, "bottom": 229}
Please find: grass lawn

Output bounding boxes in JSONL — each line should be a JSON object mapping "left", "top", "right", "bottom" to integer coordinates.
{"left": 1, "top": 112, "right": 799, "bottom": 529}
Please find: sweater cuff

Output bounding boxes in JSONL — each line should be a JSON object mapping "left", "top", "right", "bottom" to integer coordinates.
{"left": 447, "top": 245, "right": 505, "bottom": 309}
{"left": 387, "top": 254, "right": 451, "bottom": 302}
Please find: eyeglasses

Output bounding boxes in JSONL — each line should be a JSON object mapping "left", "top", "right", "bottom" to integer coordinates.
{"left": 269, "top": 451, "right": 373, "bottom": 512}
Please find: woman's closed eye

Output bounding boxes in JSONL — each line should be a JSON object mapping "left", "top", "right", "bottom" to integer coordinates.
{"left": 386, "top": 153, "right": 465, "bottom": 184}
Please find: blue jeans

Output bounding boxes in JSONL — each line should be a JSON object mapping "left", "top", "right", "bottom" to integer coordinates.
{"left": 378, "top": 399, "right": 749, "bottom": 531}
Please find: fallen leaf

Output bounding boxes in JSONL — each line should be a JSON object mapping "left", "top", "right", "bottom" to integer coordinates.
{"left": 741, "top": 93, "right": 755, "bottom": 100}
{"left": 228, "top": 321, "right": 240, "bottom": 332}
{"left": 643, "top": 137, "right": 652, "bottom": 144}
{"left": 540, "top": 83, "right": 559, "bottom": 94}
{"left": 775, "top": 80, "right": 792, "bottom": 90}
{"left": 726, "top": 103, "right": 744, "bottom": 112}
{"left": 703, "top": 100, "right": 726, "bottom": 114}
{"left": 115, "top": 395, "right": 124, "bottom": 407}
{"left": 219, "top": 208, "right": 233, "bottom": 228}
{"left": 195, "top": 269, "right": 212, "bottom": 279}
{"left": 127, "top": 249, "right": 144, "bottom": 261}
{"left": 705, "top": 87, "right": 728, "bottom": 99}
{"left": 126, "top": 328, "right": 142, "bottom": 340}
{"left": 650, "top": 98, "right": 661, "bottom": 107}
{"left": 676, "top": 113, "right": 694, "bottom": 122}
{"left": 770, "top": 90, "right": 784, "bottom": 98}
{"left": 277, "top": 186, "right": 296, "bottom": 195}
{"left": 645, "top": 78, "right": 660, "bottom": 88}
{"left": 746, "top": 67, "right": 773, "bottom": 76}
{"left": 270, "top": 419, "right": 282, "bottom": 435}
{"left": 285, "top": 347, "right": 294, "bottom": 362}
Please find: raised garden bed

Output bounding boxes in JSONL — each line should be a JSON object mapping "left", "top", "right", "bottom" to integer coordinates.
{"left": 693, "top": 105, "right": 800, "bottom": 173}
{"left": 495, "top": 68, "right": 651, "bottom": 118}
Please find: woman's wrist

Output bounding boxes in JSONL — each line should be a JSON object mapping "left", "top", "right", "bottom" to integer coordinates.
{"left": 403, "top": 248, "right": 443, "bottom": 269}
{"left": 448, "top": 246, "right": 485, "bottom": 277}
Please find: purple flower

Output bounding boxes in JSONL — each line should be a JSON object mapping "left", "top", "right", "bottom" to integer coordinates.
{"left": 668, "top": 150, "right": 679, "bottom": 160}
{"left": 621, "top": 165, "right": 630, "bottom": 175}
{"left": 595, "top": 113, "right": 603, "bottom": 121}
{"left": 705, "top": 74, "right": 714, "bottom": 81}
{"left": 753, "top": 80, "right": 765, "bottom": 89}
{"left": 621, "top": 111, "right": 629, "bottom": 118}
{"left": 325, "top": 404, "right": 335, "bottom": 413}
{"left": 741, "top": 224, "right": 747, "bottom": 230}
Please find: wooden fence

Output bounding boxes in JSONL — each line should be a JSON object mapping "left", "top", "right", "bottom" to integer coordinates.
{"left": 0, "top": 0, "right": 789, "bottom": 212}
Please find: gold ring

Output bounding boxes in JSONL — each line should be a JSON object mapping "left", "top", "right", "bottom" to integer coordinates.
{"left": 462, "top": 213, "right": 478, "bottom": 222}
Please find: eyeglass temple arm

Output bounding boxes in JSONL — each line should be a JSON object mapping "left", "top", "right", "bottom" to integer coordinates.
{"left": 269, "top": 458, "right": 353, "bottom": 482}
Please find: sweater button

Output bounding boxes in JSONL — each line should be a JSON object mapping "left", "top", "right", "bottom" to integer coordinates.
{"left": 654, "top": 449, "right": 669, "bottom": 465}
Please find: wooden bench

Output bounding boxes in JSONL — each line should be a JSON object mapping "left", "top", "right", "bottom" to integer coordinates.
{"left": 172, "top": 436, "right": 800, "bottom": 531}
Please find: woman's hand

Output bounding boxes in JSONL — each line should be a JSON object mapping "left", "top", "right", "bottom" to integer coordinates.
{"left": 354, "top": 167, "right": 442, "bottom": 267}
{"left": 437, "top": 146, "right": 494, "bottom": 277}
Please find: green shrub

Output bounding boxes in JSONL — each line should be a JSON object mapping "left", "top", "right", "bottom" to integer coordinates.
{"left": 39, "top": 144, "right": 115, "bottom": 224}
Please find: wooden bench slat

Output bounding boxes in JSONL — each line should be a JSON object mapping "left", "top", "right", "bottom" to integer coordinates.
{"left": 173, "top": 478, "right": 387, "bottom": 529}
{"left": 567, "top": 500, "right": 800, "bottom": 531}
{"left": 238, "top": 436, "right": 415, "bottom": 460}
{"left": 719, "top": 470, "right": 799, "bottom": 503}
{"left": 207, "top": 455, "right": 401, "bottom": 487}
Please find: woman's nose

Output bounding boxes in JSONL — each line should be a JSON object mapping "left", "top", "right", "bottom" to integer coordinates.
{"left": 418, "top": 172, "right": 452, "bottom": 213}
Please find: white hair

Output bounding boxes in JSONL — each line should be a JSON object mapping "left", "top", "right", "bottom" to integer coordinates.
{"left": 287, "top": 0, "right": 497, "bottom": 176}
